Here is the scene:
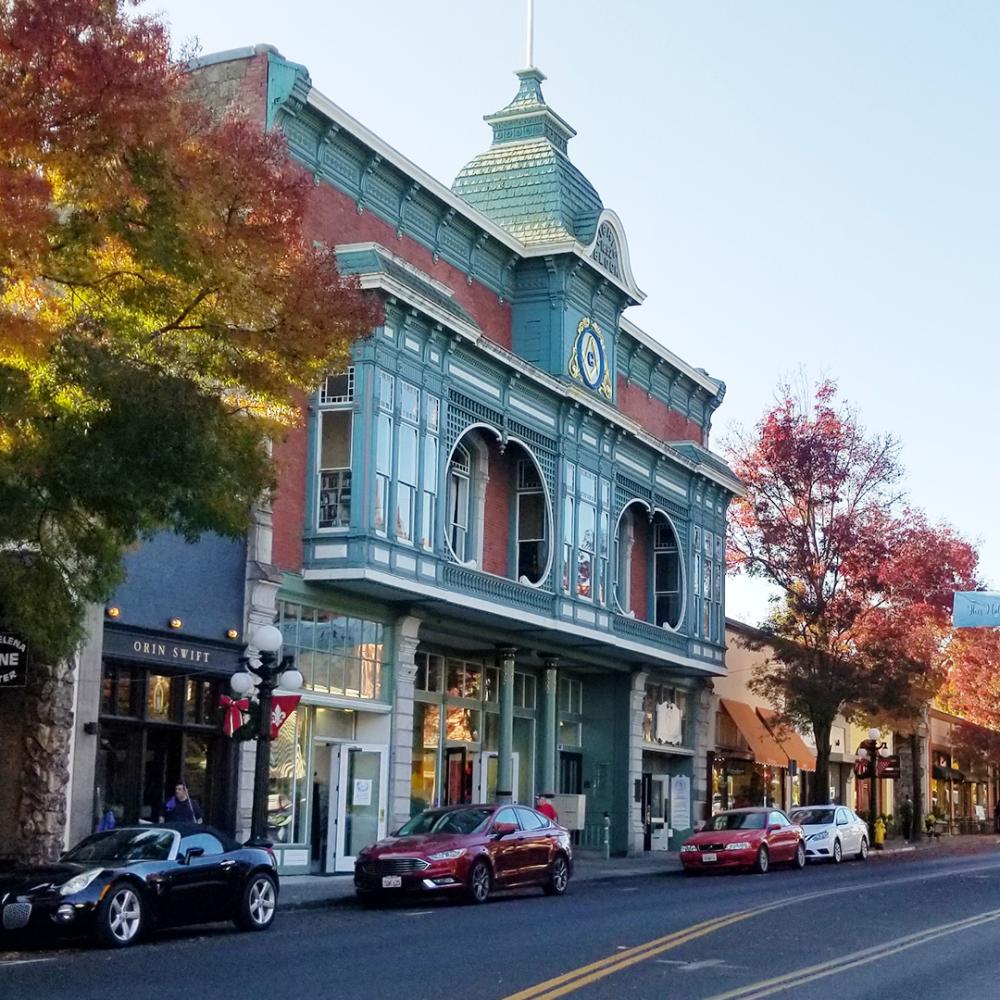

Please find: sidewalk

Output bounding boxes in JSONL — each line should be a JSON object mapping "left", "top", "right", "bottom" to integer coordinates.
{"left": 277, "top": 836, "right": 1000, "bottom": 911}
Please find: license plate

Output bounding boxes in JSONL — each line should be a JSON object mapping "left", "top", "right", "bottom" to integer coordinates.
{"left": 381, "top": 875, "right": 402, "bottom": 888}
{"left": 702, "top": 853, "right": 718, "bottom": 862}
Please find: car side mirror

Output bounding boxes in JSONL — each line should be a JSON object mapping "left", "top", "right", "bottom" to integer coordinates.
{"left": 493, "top": 822, "right": 518, "bottom": 838}
{"left": 766, "top": 825, "right": 780, "bottom": 835}
{"left": 180, "top": 846, "right": 205, "bottom": 865}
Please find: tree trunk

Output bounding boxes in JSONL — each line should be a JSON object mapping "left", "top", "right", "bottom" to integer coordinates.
{"left": 16, "top": 658, "right": 75, "bottom": 864}
{"left": 811, "top": 716, "right": 833, "bottom": 805}
{"left": 910, "top": 730, "right": 923, "bottom": 843}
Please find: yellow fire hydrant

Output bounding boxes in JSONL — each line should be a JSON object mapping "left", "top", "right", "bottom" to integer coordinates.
{"left": 874, "top": 816, "right": 886, "bottom": 850}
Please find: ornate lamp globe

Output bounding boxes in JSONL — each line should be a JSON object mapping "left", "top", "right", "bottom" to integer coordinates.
{"left": 252, "top": 624, "right": 283, "bottom": 654}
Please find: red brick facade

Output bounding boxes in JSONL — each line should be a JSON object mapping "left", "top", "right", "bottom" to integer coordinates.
{"left": 630, "top": 513, "right": 650, "bottom": 621}
{"left": 616, "top": 377, "right": 705, "bottom": 447}
{"left": 482, "top": 442, "right": 515, "bottom": 576}
{"left": 270, "top": 411, "right": 309, "bottom": 572}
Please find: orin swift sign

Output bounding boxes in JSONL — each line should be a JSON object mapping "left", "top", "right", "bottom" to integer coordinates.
{"left": 0, "top": 631, "right": 29, "bottom": 688}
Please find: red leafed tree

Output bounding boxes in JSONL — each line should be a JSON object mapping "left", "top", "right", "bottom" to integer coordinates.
{"left": 1, "top": 1, "right": 380, "bottom": 860}
{"left": 943, "top": 628, "right": 1000, "bottom": 731}
{"left": 728, "top": 381, "right": 979, "bottom": 805}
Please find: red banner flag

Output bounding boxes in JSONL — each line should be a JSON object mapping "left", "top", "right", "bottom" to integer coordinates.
{"left": 270, "top": 695, "right": 301, "bottom": 739}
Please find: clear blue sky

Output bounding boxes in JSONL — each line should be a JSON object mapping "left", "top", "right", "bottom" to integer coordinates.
{"left": 154, "top": 1, "right": 1000, "bottom": 624}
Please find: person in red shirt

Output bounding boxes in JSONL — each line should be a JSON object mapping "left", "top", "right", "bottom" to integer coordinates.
{"left": 535, "top": 793, "right": 559, "bottom": 823}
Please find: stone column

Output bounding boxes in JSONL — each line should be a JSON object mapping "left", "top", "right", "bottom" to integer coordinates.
{"left": 496, "top": 647, "right": 517, "bottom": 804}
{"left": 540, "top": 659, "right": 559, "bottom": 795}
{"left": 627, "top": 669, "right": 649, "bottom": 857}
{"left": 692, "top": 681, "right": 715, "bottom": 827}
{"left": 389, "top": 615, "right": 422, "bottom": 831}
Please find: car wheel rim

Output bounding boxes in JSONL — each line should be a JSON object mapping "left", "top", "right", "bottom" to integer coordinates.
{"left": 249, "top": 878, "right": 276, "bottom": 925}
{"left": 861, "top": 839, "right": 868, "bottom": 858}
{"left": 109, "top": 889, "right": 140, "bottom": 942}
{"left": 759, "top": 850, "right": 768, "bottom": 872}
{"left": 552, "top": 859, "right": 568, "bottom": 892}
{"left": 472, "top": 865, "right": 489, "bottom": 901}
{"left": 834, "top": 841, "right": 842, "bottom": 862}
{"left": 797, "top": 844, "right": 805, "bottom": 866}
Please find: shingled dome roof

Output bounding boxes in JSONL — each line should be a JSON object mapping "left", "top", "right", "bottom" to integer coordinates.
{"left": 452, "top": 68, "right": 604, "bottom": 247}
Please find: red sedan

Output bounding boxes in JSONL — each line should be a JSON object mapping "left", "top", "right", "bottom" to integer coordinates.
{"left": 680, "top": 808, "right": 806, "bottom": 874}
{"left": 354, "top": 803, "right": 572, "bottom": 904}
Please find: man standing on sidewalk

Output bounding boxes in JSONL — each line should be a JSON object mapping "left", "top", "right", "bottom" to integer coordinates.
{"left": 900, "top": 795, "right": 914, "bottom": 842}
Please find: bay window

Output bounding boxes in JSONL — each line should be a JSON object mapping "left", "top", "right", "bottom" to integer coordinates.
{"left": 317, "top": 368, "right": 354, "bottom": 530}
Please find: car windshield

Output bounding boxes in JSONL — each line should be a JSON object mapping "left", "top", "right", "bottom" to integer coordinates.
{"left": 397, "top": 808, "right": 493, "bottom": 836}
{"left": 791, "top": 809, "right": 835, "bottom": 826}
{"left": 707, "top": 812, "right": 766, "bottom": 831}
{"left": 63, "top": 829, "right": 175, "bottom": 864}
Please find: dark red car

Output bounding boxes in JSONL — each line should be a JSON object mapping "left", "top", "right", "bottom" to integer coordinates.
{"left": 679, "top": 807, "right": 806, "bottom": 874}
{"left": 354, "top": 803, "right": 572, "bottom": 904}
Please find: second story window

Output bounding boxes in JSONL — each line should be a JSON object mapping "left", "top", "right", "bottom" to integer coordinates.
{"left": 654, "top": 519, "right": 681, "bottom": 629}
{"left": 374, "top": 373, "right": 394, "bottom": 535}
{"left": 395, "top": 380, "right": 419, "bottom": 544}
{"left": 448, "top": 444, "right": 471, "bottom": 562}
{"left": 516, "top": 461, "right": 547, "bottom": 584}
{"left": 317, "top": 367, "right": 354, "bottom": 530}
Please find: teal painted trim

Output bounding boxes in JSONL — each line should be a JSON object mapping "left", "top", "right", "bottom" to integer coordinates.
{"left": 266, "top": 52, "right": 310, "bottom": 131}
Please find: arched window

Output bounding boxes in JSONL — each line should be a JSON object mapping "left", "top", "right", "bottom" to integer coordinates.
{"left": 447, "top": 444, "right": 471, "bottom": 562}
{"left": 516, "top": 460, "right": 547, "bottom": 584}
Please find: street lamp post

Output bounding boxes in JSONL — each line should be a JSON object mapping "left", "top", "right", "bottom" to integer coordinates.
{"left": 855, "top": 726, "right": 891, "bottom": 842}
{"left": 231, "top": 625, "right": 303, "bottom": 847}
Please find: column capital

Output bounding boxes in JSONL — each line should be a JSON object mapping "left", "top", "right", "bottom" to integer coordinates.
{"left": 543, "top": 656, "right": 560, "bottom": 670}
{"left": 496, "top": 646, "right": 518, "bottom": 663}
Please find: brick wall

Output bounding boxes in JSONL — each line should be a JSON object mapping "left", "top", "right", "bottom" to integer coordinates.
{"left": 186, "top": 50, "right": 268, "bottom": 123}
{"left": 482, "top": 442, "right": 515, "bottom": 576}
{"left": 271, "top": 414, "right": 309, "bottom": 572}
{"left": 616, "top": 377, "right": 705, "bottom": 447}
{"left": 630, "top": 513, "right": 650, "bottom": 620}
{"left": 302, "top": 183, "right": 512, "bottom": 348}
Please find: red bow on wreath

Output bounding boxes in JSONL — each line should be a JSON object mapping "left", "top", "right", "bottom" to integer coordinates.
{"left": 219, "top": 695, "right": 250, "bottom": 737}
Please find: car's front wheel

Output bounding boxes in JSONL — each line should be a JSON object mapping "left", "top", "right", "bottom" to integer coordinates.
{"left": 752, "top": 846, "right": 769, "bottom": 874}
{"left": 543, "top": 854, "right": 569, "bottom": 896}
{"left": 792, "top": 840, "right": 806, "bottom": 869}
{"left": 95, "top": 882, "right": 144, "bottom": 948}
{"left": 832, "top": 839, "right": 843, "bottom": 864}
{"left": 466, "top": 859, "right": 492, "bottom": 904}
{"left": 235, "top": 872, "right": 278, "bottom": 931}
{"left": 857, "top": 837, "right": 869, "bottom": 861}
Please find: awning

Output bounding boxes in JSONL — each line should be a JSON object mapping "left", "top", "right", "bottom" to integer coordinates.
{"left": 932, "top": 764, "right": 966, "bottom": 782}
{"left": 756, "top": 707, "right": 817, "bottom": 772}
{"left": 719, "top": 699, "right": 788, "bottom": 768}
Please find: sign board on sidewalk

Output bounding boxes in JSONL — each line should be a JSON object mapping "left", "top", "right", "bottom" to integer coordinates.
{"left": 0, "top": 631, "right": 29, "bottom": 688}
{"left": 670, "top": 774, "right": 691, "bottom": 832}
{"left": 952, "top": 592, "right": 1000, "bottom": 628}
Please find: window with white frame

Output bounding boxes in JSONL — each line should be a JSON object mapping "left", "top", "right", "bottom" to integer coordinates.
{"left": 703, "top": 530, "right": 713, "bottom": 637}
{"left": 654, "top": 517, "right": 682, "bottom": 629}
{"left": 395, "top": 381, "right": 419, "bottom": 543}
{"left": 563, "top": 464, "right": 611, "bottom": 604}
{"left": 448, "top": 444, "right": 471, "bottom": 562}
{"left": 421, "top": 393, "right": 440, "bottom": 550}
{"left": 317, "top": 367, "right": 354, "bottom": 530}
{"left": 374, "top": 373, "right": 394, "bottom": 535}
{"left": 516, "top": 460, "right": 547, "bottom": 583}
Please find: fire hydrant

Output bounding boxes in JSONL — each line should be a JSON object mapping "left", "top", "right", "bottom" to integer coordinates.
{"left": 874, "top": 816, "right": 886, "bottom": 850}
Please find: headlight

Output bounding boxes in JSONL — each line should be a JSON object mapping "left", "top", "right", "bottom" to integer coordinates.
{"left": 724, "top": 842, "right": 751, "bottom": 851}
{"left": 680, "top": 844, "right": 699, "bottom": 853}
{"left": 808, "top": 830, "right": 830, "bottom": 842}
{"left": 59, "top": 869, "right": 104, "bottom": 896}
{"left": 427, "top": 849, "right": 466, "bottom": 861}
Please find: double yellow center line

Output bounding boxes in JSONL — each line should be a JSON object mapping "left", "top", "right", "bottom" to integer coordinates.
{"left": 502, "top": 906, "right": 766, "bottom": 1000}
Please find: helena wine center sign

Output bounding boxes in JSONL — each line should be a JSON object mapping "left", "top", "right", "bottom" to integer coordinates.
{"left": 0, "top": 631, "right": 29, "bottom": 688}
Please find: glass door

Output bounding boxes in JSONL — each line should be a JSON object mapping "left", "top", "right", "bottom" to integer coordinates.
{"left": 477, "top": 752, "right": 519, "bottom": 804}
{"left": 649, "top": 776, "right": 670, "bottom": 851}
{"left": 329, "top": 744, "right": 388, "bottom": 873}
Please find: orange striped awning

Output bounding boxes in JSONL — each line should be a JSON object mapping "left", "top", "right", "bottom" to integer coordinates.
{"left": 756, "top": 707, "right": 817, "bottom": 772}
{"left": 719, "top": 699, "right": 788, "bottom": 768}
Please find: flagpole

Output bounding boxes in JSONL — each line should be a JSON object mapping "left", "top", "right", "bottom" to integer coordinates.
{"left": 526, "top": 0, "right": 534, "bottom": 68}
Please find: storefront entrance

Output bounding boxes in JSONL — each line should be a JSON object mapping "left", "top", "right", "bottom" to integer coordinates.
{"left": 444, "top": 749, "right": 519, "bottom": 805}
{"left": 325, "top": 743, "right": 389, "bottom": 873}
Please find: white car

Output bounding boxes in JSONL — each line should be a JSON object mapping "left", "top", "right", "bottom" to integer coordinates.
{"left": 789, "top": 805, "right": 869, "bottom": 863}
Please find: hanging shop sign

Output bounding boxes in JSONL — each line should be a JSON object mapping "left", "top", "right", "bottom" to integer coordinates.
{"left": 0, "top": 630, "right": 29, "bottom": 688}
{"left": 876, "top": 755, "right": 901, "bottom": 779}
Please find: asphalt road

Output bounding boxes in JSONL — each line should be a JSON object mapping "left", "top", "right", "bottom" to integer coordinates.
{"left": 4, "top": 847, "right": 1000, "bottom": 1000}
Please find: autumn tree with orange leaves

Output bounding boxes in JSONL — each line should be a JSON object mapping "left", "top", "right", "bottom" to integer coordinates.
{"left": 727, "top": 382, "right": 978, "bottom": 806}
{"left": 1, "top": 0, "right": 379, "bottom": 860}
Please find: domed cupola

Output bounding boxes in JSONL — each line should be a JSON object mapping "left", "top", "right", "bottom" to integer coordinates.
{"left": 453, "top": 68, "right": 604, "bottom": 247}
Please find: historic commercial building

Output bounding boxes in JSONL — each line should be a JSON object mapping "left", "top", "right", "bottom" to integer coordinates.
{"left": 52, "top": 44, "right": 743, "bottom": 871}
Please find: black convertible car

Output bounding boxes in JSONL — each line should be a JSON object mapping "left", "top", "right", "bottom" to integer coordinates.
{"left": 0, "top": 824, "right": 278, "bottom": 947}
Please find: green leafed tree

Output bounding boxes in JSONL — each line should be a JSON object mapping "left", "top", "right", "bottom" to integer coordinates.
{"left": 0, "top": 0, "right": 380, "bottom": 860}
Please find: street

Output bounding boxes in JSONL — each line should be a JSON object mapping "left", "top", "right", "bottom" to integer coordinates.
{"left": 3, "top": 846, "right": 999, "bottom": 1000}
